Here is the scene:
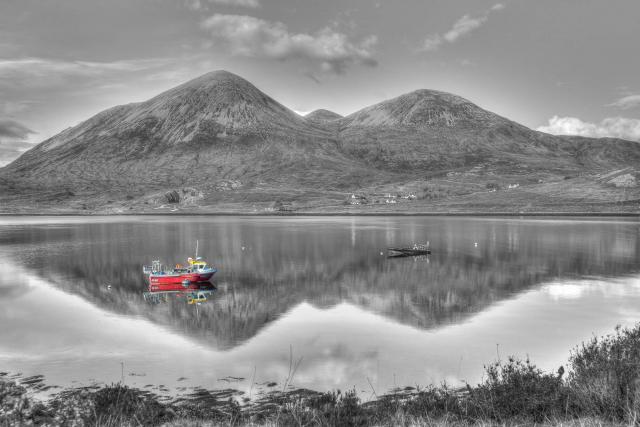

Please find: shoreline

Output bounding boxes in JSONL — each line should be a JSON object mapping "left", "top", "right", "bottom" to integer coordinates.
{"left": 4, "top": 323, "right": 640, "bottom": 426}
{"left": 0, "top": 211, "right": 639, "bottom": 217}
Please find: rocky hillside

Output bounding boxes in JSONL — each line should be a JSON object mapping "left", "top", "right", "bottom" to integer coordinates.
{"left": 1, "top": 70, "right": 639, "bottom": 213}
{"left": 3, "top": 71, "right": 331, "bottom": 184}
{"left": 338, "top": 90, "right": 593, "bottom": 174}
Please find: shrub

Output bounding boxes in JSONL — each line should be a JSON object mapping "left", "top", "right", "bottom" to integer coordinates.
{"left": 397, "top": 385, "right": 464, "bottom": 420}
{"left": 48, "top": 384, "right": 175, "bottom": 426}
{"left": 90, "top": 385, "right": 173, "bottom": 426}
{"left": 309, "top": 389, "right": 367, "bottom": 426}
{"left": 0, "top": 380, "right": 33, "bottom": 424}
{"left": 469, "top": 357, "right": 567, "bottom": 422}
{"left": 568, "top": 325, "right": 640, "bottom": 421}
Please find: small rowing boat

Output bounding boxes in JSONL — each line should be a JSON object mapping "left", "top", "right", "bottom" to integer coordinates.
{"left": 388, "top": 244, "right": 431, "bottom": 257}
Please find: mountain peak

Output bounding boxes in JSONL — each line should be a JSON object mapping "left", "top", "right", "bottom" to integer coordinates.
{"left": 149, "top": 69, "right": 260, "bottom": 102}
{"left": 117, "top": 70, "right": 308, "bottom": 138}
{"left": 404, "top": 89, "right": 473, "bottom": 105}
{"left": 176, "top": 70, "right": 251, "bottom": 89}
{"left": 202, "top": 69, "right": 240, "bottom": 79}
{"left": 342, "top": 88, "right": 505, "bottom": 128}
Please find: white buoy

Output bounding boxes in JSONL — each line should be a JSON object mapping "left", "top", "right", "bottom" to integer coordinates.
{"left": 474, "top": 242, "right": 478, "bottom": 247}
{"left": 380, "top": 252, "right": 384, "bottom": 255}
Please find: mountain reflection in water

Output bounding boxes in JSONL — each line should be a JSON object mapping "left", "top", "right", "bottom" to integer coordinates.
{"left": 0, "top": 216, "right": 639, "bottom": 396}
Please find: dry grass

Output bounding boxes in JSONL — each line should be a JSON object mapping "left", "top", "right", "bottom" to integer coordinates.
{"left": 161, "top": 415, "right": 630, "bottom": 426}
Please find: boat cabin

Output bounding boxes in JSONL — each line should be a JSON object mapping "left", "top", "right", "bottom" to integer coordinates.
{"left": 188, "top": 257, "right": 209, "bottom": 271}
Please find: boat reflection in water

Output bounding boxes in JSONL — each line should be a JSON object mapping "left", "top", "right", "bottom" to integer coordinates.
{"left": 143, "top": 282, "right": 216, "bottom": 305}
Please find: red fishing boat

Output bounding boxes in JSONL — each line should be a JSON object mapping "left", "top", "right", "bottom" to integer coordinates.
{"left": 143, "top": 242, "right": 217, "bottom": 291}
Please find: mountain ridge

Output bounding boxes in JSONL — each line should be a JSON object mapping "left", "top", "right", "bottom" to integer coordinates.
{"left": 1, "top": 70, "right": 639, "bottom": 214}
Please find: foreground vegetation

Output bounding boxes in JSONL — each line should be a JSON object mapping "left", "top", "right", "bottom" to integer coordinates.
{"left": 3, "top": 324, "right": 640, "bottom": 426}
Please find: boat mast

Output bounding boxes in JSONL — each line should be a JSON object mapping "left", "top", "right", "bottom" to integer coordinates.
{"left": 195, "top": 240, "right": 199, "bottom": 259}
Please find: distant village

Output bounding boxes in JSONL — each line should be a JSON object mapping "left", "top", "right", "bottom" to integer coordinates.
{"left": 346, "top": 192, "right": 417, "bottom": 205}
{"left": 258, "top": 166, "right": 638, "bottom": 212}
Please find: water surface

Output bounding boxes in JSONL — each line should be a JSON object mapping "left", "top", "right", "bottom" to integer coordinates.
{"left": 1, "top": 216, "right": 639, "bottom": 398}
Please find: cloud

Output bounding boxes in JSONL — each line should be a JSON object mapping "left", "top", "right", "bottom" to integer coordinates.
{"left": 0, "top": 119, "right": 34, "bottom": 140}
{"left": 186, "top": 0, "right": 259, "bottom": 10}
{"left": 0, "top": 57, "right": 172, "bottom": 84}
{"left": 0, "top": 100, "right": 39, "bottom": 116}
{"left": 0, "top": 119, "right": 35, "bottom": 166}
{"left": 422, "top": 35, "right": 444, "bottom": 52}
{"left": 444, "top": 14, "right": 489, "bottom": 43}
{"left": 422, "top": 3, "right": 505, "bottom": 51}
{"left": 210, "top": 0, "right": 259, "bottom": 7}
{"left": 0, "top": 57, "right": 189, "bottom": 114}
{"left": 607, "top": 94, "right": 640, "bottom": 110}
{"left": 200, "top": 14, "right": 378, "bottom": 74}
{"left": 0, "top": 56, "right": 190, "bottom": 113}
{"left": 537, "top": 116, "right": 640, "bottom": 142}
{"left": 304, "top": 71, "right": 322, "bottom": 84}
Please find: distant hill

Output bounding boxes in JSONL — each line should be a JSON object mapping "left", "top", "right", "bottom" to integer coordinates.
{"left": 1, "top": 70, "right": 639, "bottom": 213}
{"left": 305, "top": 109, "right": 343, "bottom": 123}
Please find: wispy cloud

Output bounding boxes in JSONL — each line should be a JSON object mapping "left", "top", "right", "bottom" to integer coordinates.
{"left": 211, "top": 0, "right": 259, "bottom": 7}
{"left": 607, "top": 94, "right": 640, "bottom": 110}
{"left": 0, "top": 56, "right": 191, "bottom": 110}
{"left": 537, "top": 116, "right": 640, "bottom": 142}
{"left": 186, "top": 0, "right": 260, "bottom": 11}
{"left": 0, "top": 100, "right": 39, "bottom": 117}
{"left": 0, "top": 57, "right": 173, "bottom": 84}
{"left": 304, "top": 71, "right": 322, "bottom": 84}
{"left": 0, "top": 119, "right": 35, "bottom": 166}
{"left": 421, "top": 3, "right": 505, "bottom": 52}
{"left": 200, "top": 14, "right": 378, "bottom": 74}
{"left": 0, "top": 119, "right": 33, "bottom": 140}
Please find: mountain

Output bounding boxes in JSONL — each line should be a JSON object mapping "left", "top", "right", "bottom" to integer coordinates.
{"left": 305, "top": 109, "right": 343, "bottom": 123}
{"left": 341, "top": 90, "right": 504, "bottom": 128}
{"left": 3, "top": 70, "right": 326, "bottom": 184}
{"left": 338, "top": 90, "right": 572, "bottom": 173}
{"left": 1, "top": 70, "right": 639, "bottom": 213}
{"left": 0, "top": 71, "right": 384, "bottom": 205}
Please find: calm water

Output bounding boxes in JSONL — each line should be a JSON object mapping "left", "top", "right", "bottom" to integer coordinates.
{"left": 1, "top": 216, "right": 640, "bottom": 398}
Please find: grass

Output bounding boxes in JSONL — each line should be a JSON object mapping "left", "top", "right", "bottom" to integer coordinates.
{"left": 4, "top": 324, "right": 640, "bottom": 426}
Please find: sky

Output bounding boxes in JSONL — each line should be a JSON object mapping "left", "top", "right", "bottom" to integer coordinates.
{"left": 1, "top": 0, "right": 639, "bottom": 165}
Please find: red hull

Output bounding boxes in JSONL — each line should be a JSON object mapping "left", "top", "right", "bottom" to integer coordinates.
{"left": 149, "top": 280, "right": 215, "bottom": 292}
{"left": 148, "top": 271, "right": 216, "bottom": 291}
{"left": 147, "top": 282, "right": 216, "bottom": 294}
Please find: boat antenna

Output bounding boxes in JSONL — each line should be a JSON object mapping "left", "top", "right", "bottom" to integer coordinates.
{"left": 195, "top": 240, "right": 199, "bottom": 259}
